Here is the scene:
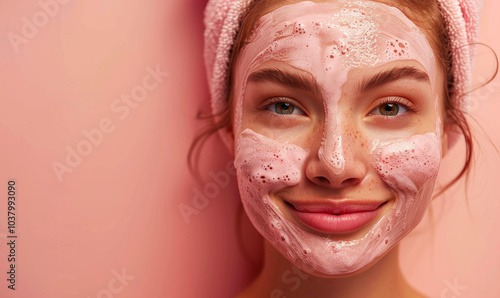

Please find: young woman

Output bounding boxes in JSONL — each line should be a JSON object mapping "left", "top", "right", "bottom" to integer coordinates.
{"left": 195, "top": 0, "right": 488, "bottom": 296}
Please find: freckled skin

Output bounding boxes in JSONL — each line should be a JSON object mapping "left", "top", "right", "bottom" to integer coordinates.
{"left": 232, "top": 1, "right": 443, "bottom": 276}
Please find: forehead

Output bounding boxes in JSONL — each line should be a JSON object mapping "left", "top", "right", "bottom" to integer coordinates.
{"left": 241, "top": 0, "right": 436, "bottom": 85}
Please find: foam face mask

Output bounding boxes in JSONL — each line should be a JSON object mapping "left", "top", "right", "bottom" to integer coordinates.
{"left": 232, "top": 1, "right": 442, "bottom": 275}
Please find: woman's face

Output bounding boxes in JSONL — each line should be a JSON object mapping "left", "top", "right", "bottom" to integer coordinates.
{"left": 231, "top": 0, "right": 445, "bottom": 276}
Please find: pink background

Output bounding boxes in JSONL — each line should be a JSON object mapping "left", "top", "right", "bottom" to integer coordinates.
{"left": 0, "top": 1, "right": 498, "bottom": 297}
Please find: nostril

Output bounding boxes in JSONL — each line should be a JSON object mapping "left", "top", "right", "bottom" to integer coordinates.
{"left": 341, "top": 177, "right": 361, "bottom": 187}
{"left": 315, "top": 176, "right": 330, "bottom": 184}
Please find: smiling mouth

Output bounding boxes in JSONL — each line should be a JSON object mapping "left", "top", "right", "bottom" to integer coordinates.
{"left": 285, "top": 200, "right": 388, "bottom": 234}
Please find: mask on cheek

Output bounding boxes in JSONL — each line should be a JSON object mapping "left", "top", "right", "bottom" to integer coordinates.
{"left": 235, "top": 129, "right": 440, "bottom": 276}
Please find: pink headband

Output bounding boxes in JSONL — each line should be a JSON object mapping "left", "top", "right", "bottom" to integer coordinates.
{"left": 204, "top": 0, "right": 483, "bottom": 146}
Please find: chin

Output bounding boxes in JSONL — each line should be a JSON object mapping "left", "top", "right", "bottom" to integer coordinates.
{"left": 288, "top": 241, "right": 397, "bottom": 279}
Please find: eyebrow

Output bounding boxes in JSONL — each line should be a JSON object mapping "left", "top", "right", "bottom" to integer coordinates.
{"left": 247, "top": 68, "right": 321, "bottom": 94}
{"left": 359, "top": 66, "right": 430, "bottom": 92}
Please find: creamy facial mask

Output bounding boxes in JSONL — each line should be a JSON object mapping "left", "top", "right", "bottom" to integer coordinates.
{"left": 232, "top": 0, "right": 441, "bottom": 275}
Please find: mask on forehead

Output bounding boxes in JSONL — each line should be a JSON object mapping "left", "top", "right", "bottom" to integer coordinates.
{"left": 232, "top": 1, "right": 442, "bottom": 276}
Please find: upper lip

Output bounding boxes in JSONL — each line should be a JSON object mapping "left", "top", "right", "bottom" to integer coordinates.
{"left": 285, "top": 199, "right": 387, "bottom": 215}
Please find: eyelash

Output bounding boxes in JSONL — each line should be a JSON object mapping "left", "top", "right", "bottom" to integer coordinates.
{"left": 259, "top": 97, "right": 306, "bottom": 116}
{"left": 257, "top": 96, "right": 417, "bottom": 119}
{"left": 370, "top": 96, "right": 418, "bottom": 117}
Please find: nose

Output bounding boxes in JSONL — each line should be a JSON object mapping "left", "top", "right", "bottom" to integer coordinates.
{"left": 305, "top": 121, "right": 367, "bottom": 189}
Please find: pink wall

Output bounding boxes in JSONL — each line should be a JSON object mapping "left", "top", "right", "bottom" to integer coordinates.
{"left": 0, "top": 1, "right": 498, "bottom": 297}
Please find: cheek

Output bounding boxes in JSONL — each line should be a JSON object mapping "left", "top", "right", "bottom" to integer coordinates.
{"left": 372, "top": 133, "right": 441, "bottom": 227}
{"left": 235, "top": 129, "right": 308, "bottom": 192}
{"left": 234, "top": 128, "right": 309, "bottom": 256}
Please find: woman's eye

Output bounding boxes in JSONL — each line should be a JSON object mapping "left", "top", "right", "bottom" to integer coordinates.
{"left": 267, "top": 102, "right": 304, "bottom": 115}
{"left": 370, "top": 103, "right": 408, "bottom": 116}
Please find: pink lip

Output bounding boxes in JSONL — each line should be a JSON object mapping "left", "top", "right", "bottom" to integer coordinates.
{"left": 287, "top": 201, "right": 386, "bottom": 234}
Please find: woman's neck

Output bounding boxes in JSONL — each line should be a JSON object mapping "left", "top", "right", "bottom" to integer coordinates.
{"left": 237, "top": 242, "right": 424, "bottom": 298}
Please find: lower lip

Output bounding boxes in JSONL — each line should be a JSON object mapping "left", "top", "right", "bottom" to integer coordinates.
{"left": 292, "top": 207, "right": 382, "bottom": 234}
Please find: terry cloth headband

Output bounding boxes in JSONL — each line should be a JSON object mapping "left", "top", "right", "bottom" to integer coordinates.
{"left": 204, "top": 0, "right": 483, "bottom": 147}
